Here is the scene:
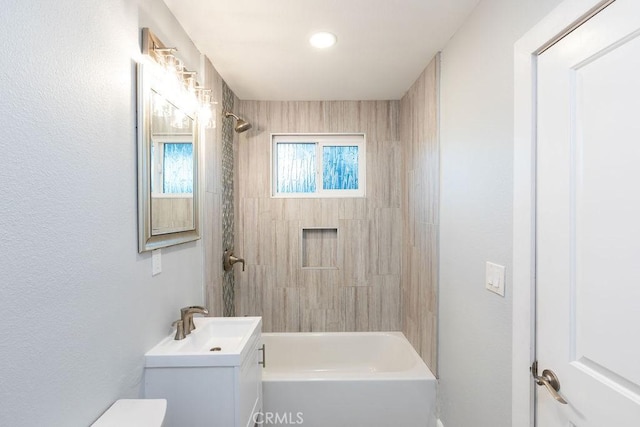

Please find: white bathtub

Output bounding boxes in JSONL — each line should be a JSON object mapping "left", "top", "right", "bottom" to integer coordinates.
{"left": 261, "top": 332, "right": 436, "bottom": 427}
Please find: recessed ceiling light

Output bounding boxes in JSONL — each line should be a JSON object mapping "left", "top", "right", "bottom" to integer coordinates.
{"left": 309, "top": 32, "right": 337, "bottom": 49}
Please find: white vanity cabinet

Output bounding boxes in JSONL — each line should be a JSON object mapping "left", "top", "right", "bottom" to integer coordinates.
{"left": 144, "top": 317, "right": 262, "bottom": 427}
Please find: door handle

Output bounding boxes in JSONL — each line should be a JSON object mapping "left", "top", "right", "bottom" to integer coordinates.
{"left": 532, "top": 361, "right": 568, "bottom": 404}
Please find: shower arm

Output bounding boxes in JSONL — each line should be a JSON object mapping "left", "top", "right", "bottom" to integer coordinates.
{"left": 223, "top": 110, "right": 252, "bottom": 133}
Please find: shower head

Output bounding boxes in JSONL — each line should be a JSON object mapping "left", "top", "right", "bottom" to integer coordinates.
{"left": 224, "top": 111, "right": 252, "bottom": 133}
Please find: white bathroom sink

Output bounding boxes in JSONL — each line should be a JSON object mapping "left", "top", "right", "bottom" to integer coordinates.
{"left": 145, "top": 317, "right": 261, "bottom": 368}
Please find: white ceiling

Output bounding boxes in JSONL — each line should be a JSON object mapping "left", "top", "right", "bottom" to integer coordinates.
{"left": 163, "top": 0, "right": 480, "bottom": 101}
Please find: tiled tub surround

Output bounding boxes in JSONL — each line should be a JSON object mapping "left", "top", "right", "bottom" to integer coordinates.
{"left": 235, "top": 101, "right": 403, "bottom": 333}
{"left": 202, "top": 63, "right": 241, "bottom": 318}
{"left": 262, "top": 332, "right": 436, "bottom": 427}
{"left": 234, "top": 57, "right": 440, "bottom": 373}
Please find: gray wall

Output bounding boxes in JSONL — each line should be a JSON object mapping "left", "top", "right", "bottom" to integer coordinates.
{"left": 437, "top": 0, "right": 563, "bottom": 425}
{"left": 0, "top": 1, "right": 207, "bottom": 425}
{"left": 234, "top": 101, "right": 402, "bottom": 332}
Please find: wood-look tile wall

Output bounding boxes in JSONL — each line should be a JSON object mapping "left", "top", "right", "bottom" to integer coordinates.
{"left": 400, "top": 55, "right": 440, "bottom": 373}
{"left": 202, "top": 57, "right": 226, "bottom": 317}
{"left": 234, "top": 101, "right": 402, "bottom": 332}
{"left": 151, "top": 198, "right": 193, "bottom": 234}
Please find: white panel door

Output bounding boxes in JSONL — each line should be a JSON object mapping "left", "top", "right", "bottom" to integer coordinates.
{"left": 536, "top": 0, "right": 640, "bottom": 425}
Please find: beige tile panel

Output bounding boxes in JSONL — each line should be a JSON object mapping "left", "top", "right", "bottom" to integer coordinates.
{"left": 381, "top": 275, "right": 402, "bottom": 331}
{"left": 367, "top": 284, "right": 382, "bottom": 331}
{"left": 241, "top": 198, "right": 275, "bottom": 267}
{"left": 270, "top": 287, "right": 300, "bottom": 332}
{"left": 319, "top": 199, "right": 341, "bottom": 225}
{"left": 400, "top": 55, "right": 440, "bottom": 374}
{"left": 236, "top": 265, "right": 268, "bottom": 317}
{"left": 273, "top": 220, "right": 301, "bottom": 287}
{"left": 339, "top": 219, "right": 370, "bottom": 287}
{"left": 360, "top": 101, "right": 396, "bottom": 141}
{"left": 282, "top": 199, "right": 302, "bottom": 221}
{"left": 404, "top": 170, "right": 416, "bottom": 247}
{"left": 241, "top": 197, "right": 258, "bottom": 265}
{"left": 375, "top": 208, "right": 402, "bottom": 275}
{"left": 324, "top": 308, "right": 344, "bottom": 332}
{"left": 366, "top": 140, "right": 402, "bottom": 208}
{"left": 234, "top": 99, "right": 405, "bottom": 334}
{"left": 204, "top": 192, "right": 224, "bottom": 317}
{"left": 298, "top": 199, "right": 324, "bottom": 227}
{"left": 300, "top": 308, "right": 327, "bottom": 332}
{"left": 260, "top": 282, "right": 273, "bottom": 332}
{"left": 261, "top": 197, "right": 282, "bottom": 221}
{"left": 343, "top": 286, "right": 369, "bottom": 331}
{"left": 339, "top": 198, "right": 368, "bottom": 220}
{"left": 298, "top": 270, "right": 339, "bottom": 310}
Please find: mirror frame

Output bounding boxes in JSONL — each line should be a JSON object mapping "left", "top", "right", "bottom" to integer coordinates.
{"left": 137, "top": 29, "right": 200, "bottom": 253}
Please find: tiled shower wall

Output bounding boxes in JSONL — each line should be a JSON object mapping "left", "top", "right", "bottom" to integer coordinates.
{"left": 203, "top": 57, "right": 224, "bottom": 317}
{"left": 400, "top": 55, "right": 440, "bottom": 372}
{"left": 234, "top": 101, "right": 403, "bottom": 332}
{"left": 219, "top": 58, "right": 440, "bottom": 372}
{"left": 203, "top": 59, "right": 238, "bottom": 317}
{"left": 221, "top": 82, "right": 236, "bottom": 316}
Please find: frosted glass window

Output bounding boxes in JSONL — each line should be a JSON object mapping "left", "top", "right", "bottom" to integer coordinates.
{"left": 276, "top": 143, "right": 316, "bottom": 193}
{"left": 163, "top": 143, "right": 193, "bottom": 193}
{"left": 272, "top": 134, "right": 365, "bottom": 198}
{"left": 322, "top": 146, "right": 359, "bottom": 190}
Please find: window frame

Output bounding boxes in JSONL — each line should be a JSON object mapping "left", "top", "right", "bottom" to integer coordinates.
{"left": 271, "top": 133, "right": 366, "bottom": 198}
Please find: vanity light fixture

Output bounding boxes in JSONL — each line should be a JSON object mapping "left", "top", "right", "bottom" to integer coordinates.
{"left": 197, "top": 88, "right": 216, "bottom": 129}
{"left": 141, "top": 28, "right": 215, "bottom": 128}
{"left": 309, "top": 31, "right": 337, "bottom": 49}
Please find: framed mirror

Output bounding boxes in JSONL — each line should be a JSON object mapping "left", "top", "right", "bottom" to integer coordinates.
{"left": 137, "top": 29, "right": 200, "bottom": 252}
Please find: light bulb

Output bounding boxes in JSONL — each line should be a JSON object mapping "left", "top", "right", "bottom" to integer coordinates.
{"left": 309, "top": 32, "right": 337, "bottom": 49}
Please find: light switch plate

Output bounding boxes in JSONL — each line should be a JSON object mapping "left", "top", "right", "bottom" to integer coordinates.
{"left": 486, "top": 261, "right": 505, "bottom": 296}
{"left": 152, "top": 249, "right": 162, "bottom": 276}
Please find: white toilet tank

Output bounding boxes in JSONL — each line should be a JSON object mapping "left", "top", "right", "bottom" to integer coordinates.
{"left": 91, "top": 399, "right": 167, "bottom": 427}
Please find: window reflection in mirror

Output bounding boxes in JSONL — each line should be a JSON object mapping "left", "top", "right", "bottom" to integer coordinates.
{"left": 149, "top": 89, "right": 195, "bottom": 236}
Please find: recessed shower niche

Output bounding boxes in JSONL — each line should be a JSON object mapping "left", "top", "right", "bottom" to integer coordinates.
{"left": 301, "top": 227, "right": 338, "bottom": 269}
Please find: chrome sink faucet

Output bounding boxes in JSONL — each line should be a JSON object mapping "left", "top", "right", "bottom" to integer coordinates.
{"left": 180, "top": 306, "right": 209, "bottom": 337}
